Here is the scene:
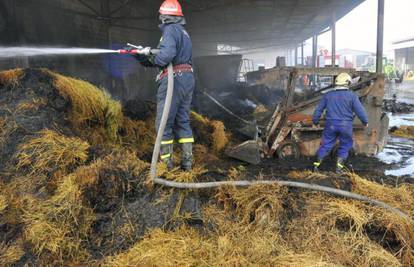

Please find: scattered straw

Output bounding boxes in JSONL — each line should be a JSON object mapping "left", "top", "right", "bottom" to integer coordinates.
{"left": 210, "top": 120, "right": 230, "bottom": 153}
{"left": 0, "top": 240, "right": 25, "bottom": 266}
{"left": 120, "top": 117, "right": 155, "bottom": 158}
{"left": 216, "top": 184, "right": 287, "bottom": 229}
{"left": 391, "top": 126, "right": 414, "bottom": 139}
{"left": 190, "top": 111, "right": 230, "bottom": 154}
{"left": 16, "top": 97, "right": 48, "bottom": 112}
{"left": 16, "top": 129, "right": 90, "bottom": 176}
{"left": 0, "top": 69, "right": 23, "bottom": 87}
{"left": 22, "top": 175, "right": 95, "bottom": 263}
{"left": 0, "top": 195, "right": 7, "bottom": 213}
{"left": 157, "top": 164, "right": 207, "bottom": 184}
{"left": 48, "top": 71, "right": 123, "bottom": 143}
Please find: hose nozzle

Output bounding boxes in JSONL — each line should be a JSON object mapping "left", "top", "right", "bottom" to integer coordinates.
{"left": 117, "top": 49, "right": 138, "bottom": 55}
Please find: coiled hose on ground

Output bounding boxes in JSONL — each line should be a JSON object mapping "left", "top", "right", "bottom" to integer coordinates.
{"left": 148, "top": 63, "right": 413, "bottom": 223}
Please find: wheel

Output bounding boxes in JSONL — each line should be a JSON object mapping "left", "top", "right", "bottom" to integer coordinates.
{"left": 277, "top": 141, "right": 300, "bottom": 159}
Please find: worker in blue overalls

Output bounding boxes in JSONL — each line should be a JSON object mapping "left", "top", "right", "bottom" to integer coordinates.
{"left": 312, "top": 73, "right": 369, "bottom": 173}
{"left": 132, "top": 0, "right": 194, "bottom": 171}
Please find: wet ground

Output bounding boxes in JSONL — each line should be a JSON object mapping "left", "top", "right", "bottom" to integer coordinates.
{"left": 379, "top": 81, "right": 414, "bottom": 178}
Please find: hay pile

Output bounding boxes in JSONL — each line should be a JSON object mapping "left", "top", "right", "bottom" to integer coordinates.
{"left": 105, "top": 172, "right": 414, "bottom": 267}
{"left": 0, "top": 68, "right": 223, "bottom": 265}
{"left": 390, "top": 125, "right": 414, "bottom": 139}
{"left": 1, "top": 68, "right": 414, "bottom": 266}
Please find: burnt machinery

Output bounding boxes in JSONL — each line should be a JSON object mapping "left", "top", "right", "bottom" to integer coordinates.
{"left": 226, "top": 67, "right": 389, "bottom": 164}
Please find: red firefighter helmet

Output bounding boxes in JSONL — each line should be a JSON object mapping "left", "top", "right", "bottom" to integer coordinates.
{"left": 159, "top": 0, "right": 183, "bottom": 16}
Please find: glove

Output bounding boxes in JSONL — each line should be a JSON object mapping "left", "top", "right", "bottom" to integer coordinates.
{"left": 137, "top": 47, "right": 152, "bottom": 56}
{"left": 135, "top": 54, "right": 155, "bottom": 68}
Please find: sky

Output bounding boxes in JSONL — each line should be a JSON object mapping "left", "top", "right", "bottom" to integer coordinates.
{"left": 316, "top": 0, "right": 414, "bottom": 56}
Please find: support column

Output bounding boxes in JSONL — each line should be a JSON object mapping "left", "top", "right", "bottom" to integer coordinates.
{"left": 294, "top": 46, "right": 298, "bottom": 66}
{"left": 331, "top": 12, "right": 336, "bottom": 67}
{"left": 312, "top": 35, "right": 318, "bottom": 67}
{"left": 301, "top": 42, "right": 304, "bottom": 65}
{"left": 376, "top": 0, "right": 385, "bottom": 74}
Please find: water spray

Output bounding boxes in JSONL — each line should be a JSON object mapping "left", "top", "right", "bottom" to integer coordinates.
{"left": 0, "top": 46, "right": 120, "bottom": 58}
{"left": 0, "top": 44, "right": 153, "bottom": 58}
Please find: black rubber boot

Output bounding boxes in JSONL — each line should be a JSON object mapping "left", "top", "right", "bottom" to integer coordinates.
{"left": 181, "top": 143, "right": 193, "bottom": 171}
{"left": 160, "top": 144, "right": 174, "bottom": 170}
{"left": 336, "top": 157, "right": 346, "bottom": 174}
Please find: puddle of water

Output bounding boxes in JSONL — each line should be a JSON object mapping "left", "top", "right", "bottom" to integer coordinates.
{"left": 386, "top": 158, "right": 414, "bottom": 177}
{"left": 388, "top": 113, "right": 414, "bottom": 127}
{"left": 377, "top": 111, "right": 414, "bottom": 177}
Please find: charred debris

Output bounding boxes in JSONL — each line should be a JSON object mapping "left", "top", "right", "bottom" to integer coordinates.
{"left": 0, "top": 68, "right": 413, "bottom": 266}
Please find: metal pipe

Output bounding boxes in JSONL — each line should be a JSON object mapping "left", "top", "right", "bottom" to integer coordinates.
{"left": 376, "top": 0, "right": 385, "bottom": 74}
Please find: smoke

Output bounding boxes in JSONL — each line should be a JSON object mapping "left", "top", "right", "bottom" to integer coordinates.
{"left": 0, "top": 47, "right": 118, "bottom": 58}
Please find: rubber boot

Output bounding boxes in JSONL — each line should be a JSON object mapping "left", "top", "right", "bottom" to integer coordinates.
{"left": 160, "top": 144, "right": 174, "bottom": 170}
{"left": 336, "top": 157, "right": 346, "bottom": 174}
{"left": 313, "top": 158, "right": 323, "bottom": 172}
{"left": 181, "top": 143, "right": 193, "bottom": 171}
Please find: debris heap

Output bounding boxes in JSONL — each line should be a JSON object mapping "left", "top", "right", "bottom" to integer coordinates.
{"left": 0, "top": 69, "right": 413, "bottom": 266}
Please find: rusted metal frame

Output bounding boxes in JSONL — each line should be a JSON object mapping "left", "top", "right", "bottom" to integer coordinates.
{"left": 287, "top": 77, "right": 378, "bottom": 113}
{"left": 246, "top": 67, "right": 356, "bottom": 78}
{"left": 269, "top": 126, "right": 292, "bottom": 156}
{"left": 266, "top": 111, "right": 283, "bottom": 147}
{"left": 265, "top": 68, "right": 349, "bottom": 149}
{"left": 265, "top": 104, "right": 281, "bottom": 140}
{"left": 295, "top": 67, "right": 356, "bottom": 76}
{"left": 285, "top": 69, "right": 298, "bottom": 108}
{"left": 267, "top": 71, "right": 298, "bottom": 156}
{"left": 264, "top": 68, "right": 376, "bottom": 157}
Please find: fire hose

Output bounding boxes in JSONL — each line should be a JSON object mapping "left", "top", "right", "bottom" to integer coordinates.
{"left": 131, "top": 48, "right": 413, "bottom": 223}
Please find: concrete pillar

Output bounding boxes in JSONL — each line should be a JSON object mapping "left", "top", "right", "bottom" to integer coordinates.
{"left": 294, "top": 46, "right": 298, "bottom": 66}
{"left": 301, "top": 42, "right": 304, "bottom": 65}
{"left": 312, "top": 35, "right": 318, "bottom": 67}
{"left": 331, "top": 12, "right": 336, "bottom": 67}
{"left": 376, "top": 0, "right": 385, "bottom": 74}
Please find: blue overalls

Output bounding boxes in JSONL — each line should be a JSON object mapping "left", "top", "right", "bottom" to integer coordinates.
{"left": 154, "top": 23, "right": 194, "bottom": 144}
{"left": 313, "top": 87, "right": 368, "bottom": 161}
{"left": 135, "top": 22, "right": 194, "bottom": 169}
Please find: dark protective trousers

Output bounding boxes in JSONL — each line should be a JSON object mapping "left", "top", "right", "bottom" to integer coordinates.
{"left": 156, "top": 72, "right": 195, "bottom": 145}
{"left": 317, "top": 120, "right": 354, "bottom": 160}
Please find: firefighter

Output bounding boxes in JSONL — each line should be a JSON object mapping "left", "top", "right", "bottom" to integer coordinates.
{"left": 132, "top": 0, "right": 194, "bottom": 171}
{"left": 312, "top": 73, "right": 369, "bottom": 173}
